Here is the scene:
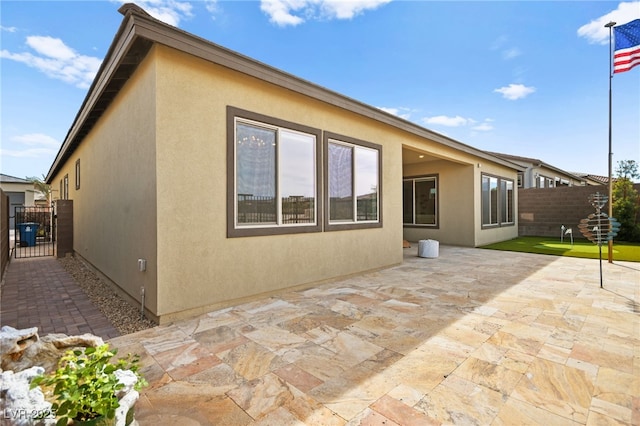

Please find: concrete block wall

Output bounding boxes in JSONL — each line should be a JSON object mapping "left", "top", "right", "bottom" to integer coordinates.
{"left": 518, "top": 184, "right": 640, "bottom": 238}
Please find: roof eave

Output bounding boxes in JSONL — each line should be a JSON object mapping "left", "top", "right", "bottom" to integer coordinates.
{"left": 46, "top": 9, "right": 151, "bottom": 183}
{"left": 538, "top": 161, "right": 587, "bottom": 183}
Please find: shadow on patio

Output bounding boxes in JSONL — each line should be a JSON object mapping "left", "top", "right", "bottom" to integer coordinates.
{"left": 108, "top": 245, "right": 639, "bottom": 425}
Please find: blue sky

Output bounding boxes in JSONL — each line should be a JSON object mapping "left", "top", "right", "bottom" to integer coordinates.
{"left": 1, "top": 1, "right": 639, "bottom": 181}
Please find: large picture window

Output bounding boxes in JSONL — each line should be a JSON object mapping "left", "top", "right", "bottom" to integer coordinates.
{"left": 228, "top": 107, "right": 321, "bottom": 237}
{"left": 403, "top": 176, "right": 438, "bottom": 227}
{"left": 482, "top": 174, "right": 514, "bottom": 227}
{"left": 324, "top": 132, "right": 381, "bottom": 230}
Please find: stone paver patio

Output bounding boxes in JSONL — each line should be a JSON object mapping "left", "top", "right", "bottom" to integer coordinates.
{"left": 107, "top": 246, "right": 640, "bottom": 425}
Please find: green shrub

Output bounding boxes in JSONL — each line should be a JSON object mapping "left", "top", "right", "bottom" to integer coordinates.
{"left": 30, "top": 344, "right": 147, "bottom": 426}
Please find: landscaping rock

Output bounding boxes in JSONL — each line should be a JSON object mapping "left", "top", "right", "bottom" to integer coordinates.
{"left": 0, "top": 366, "right": 55, "bottom": 426}
{"left": 1, "top": 326, "right": 103, "bottom": 373}
{"left": 0, "top": 327, "right": 139, "bottom": 426}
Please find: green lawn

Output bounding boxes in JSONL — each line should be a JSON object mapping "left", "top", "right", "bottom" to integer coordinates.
{"left": 480, "top": 236, "right": 640, "bottom": 262}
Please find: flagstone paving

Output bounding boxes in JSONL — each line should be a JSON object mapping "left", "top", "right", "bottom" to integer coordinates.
{"left": 108, "top": 246, "right": 640, "bottom": 425}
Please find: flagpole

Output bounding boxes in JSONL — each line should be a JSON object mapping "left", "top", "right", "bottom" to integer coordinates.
{"left": 605, "top": 21, "right": 615, "bottom": 263}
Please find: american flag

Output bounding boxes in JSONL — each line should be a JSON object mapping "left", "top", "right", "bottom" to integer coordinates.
{"left": 613, "top": 19, "right": 640, "bottom": 73}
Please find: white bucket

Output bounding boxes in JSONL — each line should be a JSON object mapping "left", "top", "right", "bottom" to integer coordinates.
{"left": 418, "top": 239, "right": 439, "bottom": 258}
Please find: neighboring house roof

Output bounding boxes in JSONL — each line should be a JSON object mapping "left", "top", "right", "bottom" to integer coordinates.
{"left": 573, "top": 173, "right": 609, "bottom": 185}
{"left": 487, "top": 152, "right": 587, "bottom": 184}
{"left": 0, "top": 174, "right": 31, "bottom": 184}
{"left": 46, "top": 3, "right": 523, "bottom": 182}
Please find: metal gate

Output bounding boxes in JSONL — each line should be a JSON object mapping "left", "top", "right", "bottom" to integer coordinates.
{"left": 13, "top": 206, "right": 55, "bottom": 258}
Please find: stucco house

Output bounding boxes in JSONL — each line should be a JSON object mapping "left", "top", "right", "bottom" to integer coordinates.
{"left": 0, "top": 174, "right": 37, "bottom": 229}
{"left": 46, "top": 4, "right": 523, "bottom": 324}
{"left": 488, "top": 152, "right": 598, "bottom": 188}
{"left": 574, "top": 173, "right": 609, "bottom": 186}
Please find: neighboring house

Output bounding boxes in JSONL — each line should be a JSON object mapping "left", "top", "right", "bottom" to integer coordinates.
{"left": 33, "top": 193, "right": 49, "bottom": 207}
{"left": 489, "top": 152, "right": 598, "bottom": 188}
{"left": 46, "top": 4, "right": 523, "bottom": 323}
{"left": 573, "top": 173, "right": 609, "bottom": 186}
{"left": 0, "top": 174, "right": 36, "bottom": 229}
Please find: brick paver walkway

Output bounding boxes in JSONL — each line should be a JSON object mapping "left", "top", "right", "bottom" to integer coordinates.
{"left": 1, "top": 257, "right": 120, "bottom": 339}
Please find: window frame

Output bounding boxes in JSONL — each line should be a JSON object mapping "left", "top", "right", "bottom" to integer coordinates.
{"left": 227, "top": 106, "right": 322, "bottom": 238}
{"left": 323, "top": 132, "right": 382, "bottom": 232}
{"left": 481, "top": 173, "right": 514, "bottom": 228}
{"left": 537, "top": 174, "right": 554, "bottom": 188}
{"left": 402, "top": 174, "right": 439, "bottom": 228}
{"left": 62, "top": 174, "right": 69, "bottom": 200}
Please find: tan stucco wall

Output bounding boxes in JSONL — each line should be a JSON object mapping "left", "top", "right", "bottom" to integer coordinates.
{"left": 402, "top": 160, "right": 476, "bottom": 246}
{"left": 153, "top": 46, "right": 405, "bottom": 320}
{"left": 50, "top": 55, "right": 159, "bottom": 315}
{"left": 401, "top": 147, "right": 518, "bottom": 247}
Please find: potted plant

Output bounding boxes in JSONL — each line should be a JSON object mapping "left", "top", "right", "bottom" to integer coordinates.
{"left": 30, "top": 344, "right": 147, "bottom": 426}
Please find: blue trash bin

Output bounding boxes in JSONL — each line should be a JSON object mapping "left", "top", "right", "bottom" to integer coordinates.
{"left": 18, "top": 222, "right": 39, "bottom": 247}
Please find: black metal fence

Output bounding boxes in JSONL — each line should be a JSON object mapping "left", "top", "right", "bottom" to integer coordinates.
{"left": 330, "top": 196, "right": 378, "bottom": 221}
{"left": 13, "top": 206, "right": 55, "bottom": 258}
{"left": 238, "top": 195, "right": 315, "bottom": 224}
{"left": 237, "top": 194, "right": 377, "bottom": 224}
{"left": 282, "top": 196, "right": 315, "bottom": 224}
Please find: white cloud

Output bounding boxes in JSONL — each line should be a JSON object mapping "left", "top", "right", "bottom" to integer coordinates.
{"left": 27, "top": 36, "right": 76, "bottom": 60}
{"left": 422, "top": 116, "right": 495, "bottom": 133}
{"left": 1, "top": 25, "right": 17, "bottom": 33}
{"left": 502, "top": 48, "right": 522, "bottom": 60}
{"left": 490, "top": 35, "right": 508, "bottom": 51}
{"left": 494, "top": 83, "right": 536, "bottom": 100}
{"left": 377, "top": 106, "right": 413, "bottom": 120}
{"left": 321, "top": 0, "right": 392, "bottom": 19}
{"left": 118, "top": 0, "right": 194, "bottom": 26}
{"left": 577, "top": 1, "right": 640, "bottom": 45}
{"left": 0, "top": 147, "right": 58, "bottom": 158}
{"left": 204, "top": 0, "right": 219, "bottom": 15}
{"left": 13, "top": 133, "right": 61, "bottom": 148}
{"left": 1, "top": 133, "right": 60, "bottom": 158}
{"left": 260, "top": 0, "right": 391, "bottom": 27}
{"left": 491, "top": 35, "right": 522, "bottom": 60}
{"left": 260, "top": 0, "right": 305, "bottom": 26}
{"left": 472, "top": 122, "right": 494, "bottom": 132}
{"left": 423, "top": 115, "right": 473, "bottom": 127}
{"left": 0, "top": 36, "right": 101, "bottom": 88}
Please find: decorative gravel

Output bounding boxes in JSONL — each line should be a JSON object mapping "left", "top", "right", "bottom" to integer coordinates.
{"left": 58, "top": 256, "right": 156, "bottom": 335}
